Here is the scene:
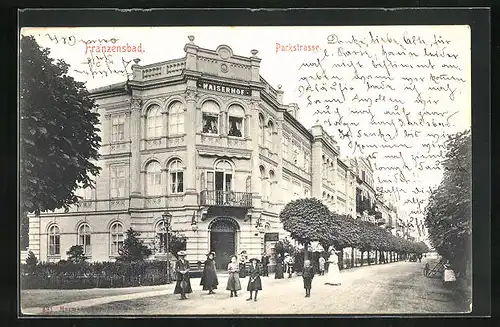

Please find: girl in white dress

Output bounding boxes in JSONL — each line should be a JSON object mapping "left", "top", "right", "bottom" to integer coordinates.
{"left": 325, "top": 248, "right": 342, "bottom": 285}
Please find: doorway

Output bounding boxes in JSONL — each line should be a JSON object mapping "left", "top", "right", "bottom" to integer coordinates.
{"left": 209, "top": 218, "right": 238, "bottom": 270}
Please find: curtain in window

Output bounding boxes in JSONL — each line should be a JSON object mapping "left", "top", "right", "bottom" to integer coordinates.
{"left": 147, "top": 105, "right": 162, "bottom": 138}
{"left": 146, "top": 161, "right": 162, "bottom": 196}
{"left": 169, "top": 102, "right": 184, "bottom": 136}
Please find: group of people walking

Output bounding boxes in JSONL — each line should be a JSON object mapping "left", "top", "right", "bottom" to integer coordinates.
{"left": 173, "top": 247, "right": 343, "bottom": 300}
{"left": 173, "top": 251, "right": 263, "bottom": 301}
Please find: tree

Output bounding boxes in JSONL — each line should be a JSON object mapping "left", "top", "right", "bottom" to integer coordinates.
{"left": 20, "top": 35, "right": 101, "bottom": 216}
{"left": 117, "top": 228, "right": 152, "bottom": 263}
{"left": 425, "top": 130, "right": 471, "bottom": 277}
{"left": 66, "top": 245, "right": 88, "bottom": 263}
{"left": 25, "top": 250, "right": 38, "bottom": 274}
{"left": 169, "top": 231, "right": 187, "bottom": 259}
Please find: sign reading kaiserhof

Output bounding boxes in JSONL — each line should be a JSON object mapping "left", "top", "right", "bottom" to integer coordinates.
{"left": 197, "top": 79, "right": 251, "bottom": 96}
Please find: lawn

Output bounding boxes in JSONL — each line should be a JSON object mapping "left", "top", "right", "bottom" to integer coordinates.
{"left": 20, "top": 285, "right": 168, "bottom": 309}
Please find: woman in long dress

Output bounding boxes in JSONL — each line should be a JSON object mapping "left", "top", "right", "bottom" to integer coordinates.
{"left": 200, "top": 252, "right": 218, "bottom": 294}
{"left": 275, "top": 253, "right": 284, "bottom": 279}
{"left": 325, "top": 248, "right": 342, "bottom": 285}
{"left": 246, "top": 258, "right": 263, "bottom": 301}
{"left": 226, "top": 255, "right": 242, "bottom": 297}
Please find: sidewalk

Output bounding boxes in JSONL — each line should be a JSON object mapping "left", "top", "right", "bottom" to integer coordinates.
{"left": 21, "top": 261, "right": 407, "bottom": 315}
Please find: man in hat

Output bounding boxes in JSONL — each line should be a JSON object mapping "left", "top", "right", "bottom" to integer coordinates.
{"left": 174, "top": 250, "right": 192, "bottom": 299}
{"left": 200, "top": 251, "right": 218, "bottom": 294}
{"left": 246, "top": 257, "right": 262, "bottom": 301}
{"left": 261, "top": 252, "right": 269, "bottom": 277}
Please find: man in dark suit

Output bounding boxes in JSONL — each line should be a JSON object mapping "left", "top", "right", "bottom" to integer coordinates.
{"left": 261, "top": 252, "right": 269, "bottom": 277}
{"left": 173, "top": 251, "right": 192, "bottom": 300}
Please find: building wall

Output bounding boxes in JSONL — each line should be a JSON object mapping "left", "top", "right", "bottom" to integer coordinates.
{"left": 28, "top": 39, "right": 398, "bottom": 263}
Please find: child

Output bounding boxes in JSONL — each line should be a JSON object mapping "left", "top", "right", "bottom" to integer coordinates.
{"left": 246, "top": 258, "right": 262, "bottom": 301}
{"left": 302, "top": 259, "right": 314, "bottom": 297}
{"left": 226, "top": 255, "right": 242, "bottom": 297}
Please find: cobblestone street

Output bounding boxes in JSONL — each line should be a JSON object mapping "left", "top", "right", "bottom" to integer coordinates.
{"left": 22, "top": 258, "right": 470, "bottom": 315}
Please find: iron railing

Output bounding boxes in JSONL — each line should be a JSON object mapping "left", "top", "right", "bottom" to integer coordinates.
{"left": 200, "top": 190, "right": 252, "bottom": 208}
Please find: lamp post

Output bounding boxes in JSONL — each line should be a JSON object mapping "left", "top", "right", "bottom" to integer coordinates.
{"left": 162, "top": 211, "right": 173, "bottom": 284}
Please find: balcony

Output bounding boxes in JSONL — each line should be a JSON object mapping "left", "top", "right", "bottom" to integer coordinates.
{"left": 200, "top": 190, "right": 253, "bottom": 208}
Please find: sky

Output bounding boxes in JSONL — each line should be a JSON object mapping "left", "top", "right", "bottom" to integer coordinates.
{"left": 21, "top": 26, "right": 471, "bottom": 233}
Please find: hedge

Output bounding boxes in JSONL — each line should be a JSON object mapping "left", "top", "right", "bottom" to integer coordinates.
{"left": 20, "top": 260, "right": 202, "bottom": 289}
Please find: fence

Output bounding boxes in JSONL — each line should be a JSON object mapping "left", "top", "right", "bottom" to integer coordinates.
{"left": 20, "top": 260, "right": 202, "bottom": 290}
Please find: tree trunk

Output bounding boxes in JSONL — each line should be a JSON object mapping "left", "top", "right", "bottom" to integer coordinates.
{"left": 360, "top": 251, "right": 364, "bottom": 266}
{"left": 351, "top": 247, "right": 355, "bottom": 268}
{"left": 338, "top": 248, "right": 344, "bottom": 270}
{"left": 375, "top": 250, "right": 378, "bottom": 264}
{"left": 367, "top": 251, "right": 371, "bottom": 265}
{"left": 304, "top": 243, "right": 309, "bottom": 262}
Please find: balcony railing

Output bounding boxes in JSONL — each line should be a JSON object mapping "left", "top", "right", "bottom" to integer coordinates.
{"left": 200, "top": 190, "right": 252, "bottom": 208}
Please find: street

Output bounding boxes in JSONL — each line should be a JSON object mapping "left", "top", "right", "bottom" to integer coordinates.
{"left": 23, "top": 258, "right": 469, "bottom": 315}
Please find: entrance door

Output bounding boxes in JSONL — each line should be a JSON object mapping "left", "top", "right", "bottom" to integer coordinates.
{"left": 210, "top": 219, "right": 237, "bottom": 270}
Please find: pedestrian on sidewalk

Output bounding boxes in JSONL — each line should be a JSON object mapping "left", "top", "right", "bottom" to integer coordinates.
{"left": 246, "top": 258, "right": 263, "bottom": 301}
{"left": 261, "top": 252, "right": 269, "bottom": 277}
{"left": 285, "top": 254, "right": 294, "bottom": 278}
{"left": 325, "top": 247, "right": 342, "bottom": 286}
{"left": 318, "top": 255, "right": 326, "bottom": 276}
{"left": 173, "top": 251, "right": 192, "bottom": 300}
{"left": 239, "top": 252, "right": 247, "bottom": 279}
{"left": 275, "top": 253, "right": 284, "bottom": 279}
{"left": 200, "top": 252, "right": 218, "bottom": 295}
{"left": 303, "top": 259, "right": 315, "bottom": 297}
{"left": 227, "top": 255, "right": 242, "bottom": 297}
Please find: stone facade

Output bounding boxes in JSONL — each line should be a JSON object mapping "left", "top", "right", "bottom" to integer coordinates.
{"left": 28, "top": 36, "right": 394, "bottom": 264}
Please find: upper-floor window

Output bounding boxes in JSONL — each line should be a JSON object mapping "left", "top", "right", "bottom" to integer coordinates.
{"left": 269, "top": 170, "right": 275, "bottom": 201}
{"left": 78, "top": 223, "right": 92, "bottom": 255}
{"left": 228, "top": 104, "right": 244, "bottom": 137}
{"left": 304, "top": 152, "right": 310, "bottom": 172}
{"left": 169, "top": 159, "right": 184, "bottom": 194}
{"left": 246, "top": 176, "right": 252, "bottom": 193}
{"left": 146, "top": 161, "right": 162, "bottom": 196}
{"left": 304, "top": 188, "right": 310, "bottom": 197}
{"left": 362, "top": 170, "right": 366, "bottom": 182}
{"left": 48, "top": 224, "right": 60, "bottom": 256}
{"left": 258, "top": 113, "right": 265, "bottom": 146}
{"left": 109, "top": 221, "right": 124, "bottom": 256}
{"left": 111, "top": 114, "right": 125, "bottom": 142}
{"left": 202, "top": 101, "right": 219, "bottom": 134}
{"left": 169, "top": 101, "right": 185, "bottom": 136}
{"left": 259, "top": 165, "right": 266, "bottom": 200}
{"left": 146, "top": 104, "right": 163, "bottom": 138}
{"left": 267, "top": 120, "right": 274, "bottom": 151}
{"left": 110, "top": 166, "right": 126, "bottom": 198}
{"left": 282, "top": 136, "right": 289, "bottom": 160}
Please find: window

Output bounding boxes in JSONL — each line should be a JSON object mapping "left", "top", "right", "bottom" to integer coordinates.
{"left": 246, "top": 176, "right": 252, "bottom": 193}
{"left": 304, "top": 188, "right": 310, "bottom": 197}
{"left": 169, "top": 159, "right": 184, "bottom": 194}
{"left": 146, "top": 105, "right": 163, "bottom": 138}
{"left": 78, "top": 223, "right": 92, "bottom": 255}
{"left": 269, "top": 170, "right": 275, "bottom": 201}
{"left": 48, "top": 225, "right": 60, "bottom": 256}
{"left": 267, "top": 120, "right": 274, "bottom": 151}
{"left": 206, "top": 171, "right": 214, "bottom": 191}
{"left": 111, "top": 115, "right": 125, "bottom": 142}
{"left": 169, "top": 101, "right": 184, "bottom": 136}
{"left": 110, "top": 222, "right": 124, "bottom": 255}
{"left": 228, "top": 104, "right": 244, "bottom": 137}
{"left": 304, "top": 152, "right": 310, "bottom": 172}
{"left": 362, "top": 171, "right": 366, "bottom": 182}
{"left": 258, "top": 114, "right": 265, "bottom": 146}
{"left": 259, "top": 166, "right": 266, "bottom": 199}
{"left": 292, "top": 144, "right": 299, "bottom": 165}
{"left": 110, "top": 166, "right": 126, "bottom": 198}
{"left": 282, "top": 136, "right": 289, "bottom": 160}
{"left": 202, "top": 101, "right": 219, "bottom": 134}
{"left": 146, "top": 161, "right": 162, "bottom": 196}
{"left": 155, "top": 220, "right": 168, "bottom": 254}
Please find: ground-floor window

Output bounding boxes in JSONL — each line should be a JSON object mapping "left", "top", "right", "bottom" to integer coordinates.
{"left": 110, "top": 222, "right": 124, "bottom": 255}
{"left": 48, "top": 225, "right": 60, "bottom": 256}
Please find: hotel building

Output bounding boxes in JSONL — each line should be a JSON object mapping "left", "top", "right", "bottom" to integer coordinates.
{"left": 28, "top": 36, "right": 393, "bottom": 267}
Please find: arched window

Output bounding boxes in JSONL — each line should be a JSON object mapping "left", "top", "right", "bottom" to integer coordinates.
{"left": 146, "top": 161, "right": 162, "bottom": 196}
{"left": 228, "top": 104, "right": 244, "bottom": 137}
{"left": 168, "top": 101, "right": 184, "bottom": 136}
{"left": 78, "top": 223, "right": 92, "bottom": 255}
{"left": 155, "top": 220, "right": 168, "bottom": 254}
{"left": 202, "top": 100, "right": 220, "bottom": 134}
{"left": 259, "top": 166, "right": 266, "bottom": 199}
{"left": 267, "top": 120, "right": 274, "bottom": 151}
{"left": 169, "top": 159, "right": 184, "bottom": 194}
{"left": 110, "top": 222, "right": 124, "bottom": 256}
{"left": 48, "top": 225, "right": 60, "bottom": 256}
{"left": 258, "top": 113, "right": 265, "bottom": 146}
{"left": 146, "top": 104, "right": 163, "bottom": 138}
{"left": 269, "top": 170, "right": 275, "bottom": 201}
